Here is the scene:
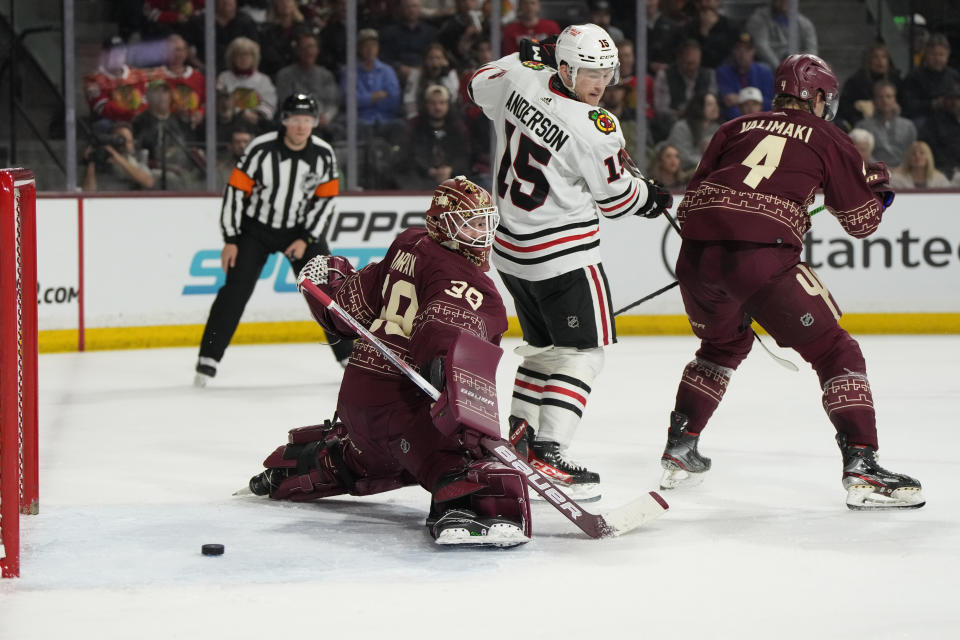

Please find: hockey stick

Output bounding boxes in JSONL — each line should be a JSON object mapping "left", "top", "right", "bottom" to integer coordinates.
{"left": 299, "top": 279, "right": 669, "bottom": 538}
{"left": 613, "top": 280, "right": 679, "bottom": 316}
{"left": 662, "top": 210, "right": 800, "bottom": 372}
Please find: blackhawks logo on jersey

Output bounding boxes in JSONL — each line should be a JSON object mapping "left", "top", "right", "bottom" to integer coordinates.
{"left": 522, "top": 61, "right": 546, "bottom": 70}
{"left": 589, "top": 108, "right": 617, "bottom": 135}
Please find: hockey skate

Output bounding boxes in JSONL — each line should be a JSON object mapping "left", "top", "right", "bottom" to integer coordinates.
{"left": 193, "top": 357, "right": 218, "bottom": 388}
{"left": 428, "top": 508, "right": 529, "bottom": 548}
{"left": 660, "top": 411, "right": 711, "bottom": 490}
{"left": 837, "top": 434, "right": 925, "bottom": 510}
{"left": 508, "top": 416, "right": 601, "bottom": 501}
{"left": 508, "top": 415, "right": 533, "bottom": 459}
{"left": 529, "top": 440, "right": 602, "bottom": 501}
{"left": 248, "top": 468, "right": 292, "bottom": 496}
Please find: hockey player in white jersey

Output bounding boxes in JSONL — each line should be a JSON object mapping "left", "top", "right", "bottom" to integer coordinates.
{"left": 468, "top": 23, "right": 673, "bottom": 499}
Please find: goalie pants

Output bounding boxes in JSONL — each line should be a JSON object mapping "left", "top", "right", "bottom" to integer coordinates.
{"left": 674, "top": 240, "right": 878, "bottom": 448}
{"left": 334, "top": 367, "right": 473, "bottom": 493}
{"left": 268, "top": 368, "right": 495, "bottom": 500}
{"left": 198, "top": 217, "right": 353, "bottom": 364}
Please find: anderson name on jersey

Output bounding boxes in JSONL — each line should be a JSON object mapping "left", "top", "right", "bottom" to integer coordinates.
{"left": 469, "top": 53, "right": 651, "bottom": 281}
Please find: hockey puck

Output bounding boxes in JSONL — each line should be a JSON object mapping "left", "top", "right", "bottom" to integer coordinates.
{"left": 201, "top": 543, "right": 225, "bottom": 556}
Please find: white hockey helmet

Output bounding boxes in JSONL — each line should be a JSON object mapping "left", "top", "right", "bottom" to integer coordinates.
{"left": 554, "top": 23, "right": 620, "bottom": 91}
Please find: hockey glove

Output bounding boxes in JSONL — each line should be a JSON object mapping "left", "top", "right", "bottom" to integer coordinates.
{"left": 519, "top": 35, "right": 558, "bottom": 68}
{"left": 296, "top": 255, "right": 355, "bottom": 293}
{"left": 865, "top": 161, "right": 895, "bottom": 210}
{"left": 634, "top": 178, "right": 674, "bottom": 219}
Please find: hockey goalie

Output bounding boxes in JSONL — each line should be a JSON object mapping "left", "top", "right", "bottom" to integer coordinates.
{"left": 247, "top": 176, "right": 533, "bottom": 547}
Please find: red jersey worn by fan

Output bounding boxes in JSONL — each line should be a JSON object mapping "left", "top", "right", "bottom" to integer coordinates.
{"left": 248, "top": 177, "right": 533, "bottom": 547}
{"left": 659, "top": 54, "right": 924, "bottom": 511}
{"left": 502, "top": 19, "right": 561, "bottom": 55}
{"left": 85, "top": 66, "right": 151, "bottom": 122}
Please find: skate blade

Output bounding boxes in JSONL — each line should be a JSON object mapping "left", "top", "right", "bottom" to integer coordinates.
{"left": 435, "top": 523, "right": 530, "bottom": 548}
{"left": 845, "top": 485, "right": 925, "bottom": 510}
{"left": 530, "top": 482, "right": 601, "bottom": 502}
{"left": 659, "top": 466, "right": 706, "bottom": 490}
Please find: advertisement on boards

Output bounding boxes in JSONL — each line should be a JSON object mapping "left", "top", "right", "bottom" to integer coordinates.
{"left": 36, "top": 192, "right": 960, "bottom": 334}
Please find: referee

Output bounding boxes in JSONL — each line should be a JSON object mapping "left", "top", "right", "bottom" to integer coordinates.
{"left": 195, "top": 93, "right": 353, "bottom": 386}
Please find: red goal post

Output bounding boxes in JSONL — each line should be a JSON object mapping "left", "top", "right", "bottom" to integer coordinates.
{"left": 0, "top": 167, "right": 39, "bottom": 578}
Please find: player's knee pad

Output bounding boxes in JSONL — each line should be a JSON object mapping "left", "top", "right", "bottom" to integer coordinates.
{"left": 525, "top": 345, "right": 605, "bottom": 382}
{"left": 793, "top": 326, "right": 866, "bottom": 386}
{"left": 431, "top": 458, "right": 532, "bottom": 538}
{"left": 695, "top": 326, "right": 753, "bottom": 370}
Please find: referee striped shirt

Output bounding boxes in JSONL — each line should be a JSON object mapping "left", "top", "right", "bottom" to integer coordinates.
{"left": 221, "top": 130, "right": 339, "bottom": 242}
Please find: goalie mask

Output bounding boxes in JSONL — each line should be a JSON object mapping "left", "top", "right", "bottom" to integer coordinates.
{"left": 555, "top": 23, "right": 620, "bottom": 94}
{"left": 775, "top": 54, "right": 839, "bottom": 121}
{"left": 426, "top": 176, "right": 500, "bottom": 270}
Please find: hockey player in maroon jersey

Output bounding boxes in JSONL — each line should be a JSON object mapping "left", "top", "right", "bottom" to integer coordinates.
{"left": 660, "top": 54, "right": 924, "bottom": 510}
{"left": 248, "top": 176, "right": 533, "bottom": 546}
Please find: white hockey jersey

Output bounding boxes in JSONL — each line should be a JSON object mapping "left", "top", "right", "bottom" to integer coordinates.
{"left": 469, "top": 53, "right": 650, "bottom": 281}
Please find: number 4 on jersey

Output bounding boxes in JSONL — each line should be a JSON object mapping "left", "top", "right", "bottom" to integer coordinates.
{"left": 741, "top": 134, "right": 786, "bottom": 189}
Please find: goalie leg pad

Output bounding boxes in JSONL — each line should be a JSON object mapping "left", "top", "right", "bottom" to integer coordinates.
{"left": 428, "top": 457, "right": 532, "bottom": 542}
{"left": 257, "top": 422, "right": 412, "bottom": 501}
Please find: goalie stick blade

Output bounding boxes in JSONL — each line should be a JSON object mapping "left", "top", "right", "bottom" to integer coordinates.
{"left": 594, "top": 491, "right": 670, "bottom": 538}
{"left": 482, "top": 436, "right": 668, "bottom": 539}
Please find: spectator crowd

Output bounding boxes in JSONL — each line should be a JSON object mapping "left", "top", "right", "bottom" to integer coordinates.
{"left": 84, "top": 0, "right": 960, "bottom": 192}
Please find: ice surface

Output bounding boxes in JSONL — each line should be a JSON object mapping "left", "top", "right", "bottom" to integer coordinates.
{"left": 1, "top": 336, "right": 957, "bottom": 639}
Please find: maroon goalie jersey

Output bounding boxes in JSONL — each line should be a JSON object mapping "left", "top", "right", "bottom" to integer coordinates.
{"left": 328, "top": 227, "right": 508, "bottom": 378}
{"left": 677, "top": 109, "right": 885, "bottom": 245}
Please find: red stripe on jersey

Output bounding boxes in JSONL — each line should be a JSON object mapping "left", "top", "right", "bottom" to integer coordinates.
{"left": 543, "top": 384, "right": 587, "bottom": 405}
{"left": 495, "top": 227, "right": 599, "bottom": 253}
{"left": 587, "top": 264, "right": 610, "bottom": 344}
{"left": 598, "top": 182, "right": 639, "bottom": 213}
{"left": 515, "top": 379, "right": 544, "bottom": 393}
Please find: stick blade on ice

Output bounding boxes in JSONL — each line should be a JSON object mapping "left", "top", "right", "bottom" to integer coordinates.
{"left": 597, "top": 491, "right": 669, "bottom": 538}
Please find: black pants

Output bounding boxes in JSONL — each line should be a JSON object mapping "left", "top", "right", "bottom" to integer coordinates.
{"left": 198, "top": 217, "right": 354, "bottom": 365}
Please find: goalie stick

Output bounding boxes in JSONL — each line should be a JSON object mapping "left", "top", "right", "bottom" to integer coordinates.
{"left": 299, "top": 279, "right": 669, "bottom": 539}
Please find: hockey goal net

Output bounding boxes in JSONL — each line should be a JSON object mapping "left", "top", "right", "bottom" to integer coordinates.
{"left": 0, "top": 168, "right": 39, "bottom": 578}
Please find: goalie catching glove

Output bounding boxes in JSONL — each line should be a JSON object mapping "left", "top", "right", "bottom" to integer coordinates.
{"left": 519, "top": 34, "right": 558, "bottom": 68}
{"left": 297, "top": 254, "right": 357, "bottom": 336}
{"left": 296, "top": 254, "right": 355, "bottom": 292}
{"left": 865, "top": 161, "right": 894, "bottom": 210}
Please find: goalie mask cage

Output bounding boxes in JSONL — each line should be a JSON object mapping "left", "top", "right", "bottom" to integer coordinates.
{"left": 0, "top": 168, "right": 39, "bottom": 578}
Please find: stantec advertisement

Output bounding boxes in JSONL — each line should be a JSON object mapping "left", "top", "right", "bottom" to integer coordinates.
{"left": 35, "top": 193, "right": 960, "bottom": 339}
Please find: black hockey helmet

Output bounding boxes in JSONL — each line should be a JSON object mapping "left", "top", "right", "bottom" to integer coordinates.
{"left": 280, "top": 93, "right": 319, "bottom": 122}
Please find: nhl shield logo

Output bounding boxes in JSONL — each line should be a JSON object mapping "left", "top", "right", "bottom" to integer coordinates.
{"left": 800, "top": 313, "right": 815, "bottom": 327}
{"left": 589, "top": 108, "right": 617, "bottom": 134}
{"left": 567, "top": 315, "right": 580, "bottom": 328}
{"left": 301, "top": 171, "right": 324, "bottom": 194}
{"left": 400, "top": 438, "right": 410, "bottom": 453}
